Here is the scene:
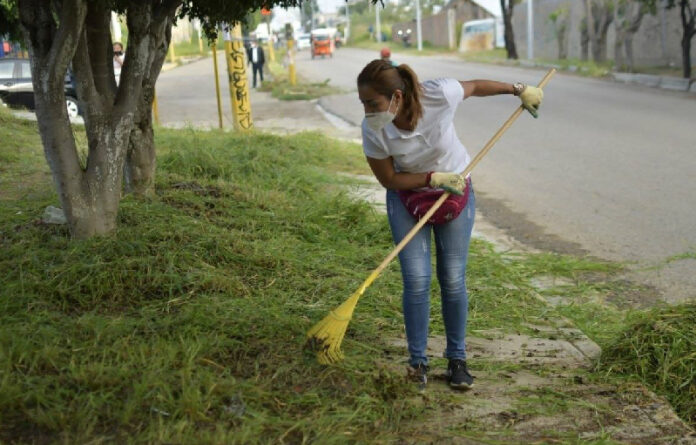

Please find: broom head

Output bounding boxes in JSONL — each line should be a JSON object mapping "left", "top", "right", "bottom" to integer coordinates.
{"left": 306, "top": 291, "right": 361, "bottom": 364}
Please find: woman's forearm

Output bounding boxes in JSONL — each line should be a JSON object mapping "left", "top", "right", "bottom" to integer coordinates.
{"left": 380, "top": 172, "right": 430, "bottom": 190}
{"left": 464, "top": 80, "right": 515, "bottom": 97}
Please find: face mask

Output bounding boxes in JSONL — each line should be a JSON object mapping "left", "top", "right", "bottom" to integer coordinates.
{"left": 365, "top": 94, "right": 397, "bottom": 132}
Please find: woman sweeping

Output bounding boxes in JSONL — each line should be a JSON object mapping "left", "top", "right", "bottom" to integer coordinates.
{"left": 357, "top": 60, "right": 543, "bottom": 390}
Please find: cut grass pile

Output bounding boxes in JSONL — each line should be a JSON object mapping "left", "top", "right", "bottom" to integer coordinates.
{"left": 599, "top": 305, "right": 696, "bottom": 426}
{"left": 1, "top": 106, "right": 695, "bottom": 441}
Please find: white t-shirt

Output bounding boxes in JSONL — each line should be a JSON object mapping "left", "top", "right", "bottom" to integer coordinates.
{"left": 362, "top": 78, "right": 470, "bottom": 176}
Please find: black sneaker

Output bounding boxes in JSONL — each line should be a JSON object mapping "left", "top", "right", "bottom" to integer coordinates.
{"left": 447, "top": 359, "right": 474, "bottom": 389}
{"left": 408, "top": 363, "right": 428, "bottom": 390}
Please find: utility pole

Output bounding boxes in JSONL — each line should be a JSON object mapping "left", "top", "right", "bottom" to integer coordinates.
{"left": 527, "top": 0, "right": 534, "bottom": 59}
{"left": 375, "top": 2, "right": 381, "bottom": 43}
{"left": 416, "top": 0, "right": 423, "bottom": 51}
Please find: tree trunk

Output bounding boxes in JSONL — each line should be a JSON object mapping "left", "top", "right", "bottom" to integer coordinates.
{"left": 124, "top": 18, "right": 173, "bottom": 196}
{"left": 591, "top": 0, "right": 613, "bottom": 63}
{"left": 581, "top": 18, "right": 589, "bottom": 61}
{"left": 678, "top": 0, "right": 695, "bottom": 79}
{"left": 18, "top": 0, "right": 181, "bottom": 238}
{"left": 557, "top": 23, "right": 568, "bottom": 59}
{"left": 501, "top": 0, "right": 518, "bottom": 59}
{"left": 584, "top": 0, "right": 595, "bottom": 60}
{"left": 614, "top": 28, "right": 626, "bottom": 70}
{"left": 683, "top": 32, "right": 693, "bottom": 78}
{"left": 625, "top": 35, "right": 636, "bottom": 71}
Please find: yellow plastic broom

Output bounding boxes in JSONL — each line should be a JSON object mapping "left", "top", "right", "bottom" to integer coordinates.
{"left": 307, "top": 69, "right": 557, "bottom": 364}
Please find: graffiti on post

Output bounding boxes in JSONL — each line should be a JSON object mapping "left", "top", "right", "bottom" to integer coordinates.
{"left": 226, "top": 37, "right": 253, "bottom": 131}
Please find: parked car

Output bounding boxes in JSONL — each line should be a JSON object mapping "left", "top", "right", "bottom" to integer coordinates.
{"left": 0, "top": 58, "right": 80, "bottom": 118}
{"left": 296, "top": 33, "right": 311, "bottom": 51}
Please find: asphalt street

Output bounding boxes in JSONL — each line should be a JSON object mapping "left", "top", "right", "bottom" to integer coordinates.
{"left": 294, "top": 47, "right": 696, "bottom": 303}
{"left": 156, "top": 47, "right": 696, "bottom": 303}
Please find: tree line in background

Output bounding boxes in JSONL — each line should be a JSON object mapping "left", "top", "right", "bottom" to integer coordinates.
{"left": 503, "top": 0, "right": 694, "bottom": 78}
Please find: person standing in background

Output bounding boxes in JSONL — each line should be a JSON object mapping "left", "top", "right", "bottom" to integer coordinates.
{"left": 247, "top": 39, "right": 265, "bottom": 89}
{"left": 380, "top": 48, "right": 397, "bottom": 67}
{"left": 113, "top": 41, "right": 124, "bottom": 84}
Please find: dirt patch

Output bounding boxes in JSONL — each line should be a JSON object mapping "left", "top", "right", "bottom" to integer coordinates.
{"left": 384, "top": 332, "right": 696, "bottom": 444}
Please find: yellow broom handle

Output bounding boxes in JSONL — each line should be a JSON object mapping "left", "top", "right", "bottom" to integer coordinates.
{"left": 357, "top": 69, "right": 557, "bottom": 293}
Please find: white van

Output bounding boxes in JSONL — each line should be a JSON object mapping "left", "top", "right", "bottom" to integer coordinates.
{"left": 459, "top": 18, "right": 504, "bottom": 52}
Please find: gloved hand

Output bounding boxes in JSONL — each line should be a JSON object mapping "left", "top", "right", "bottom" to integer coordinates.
{"left": 520, "top": 85, "right": 543, "bottom": 118}
{"left": 429, "top": 172, "right": 467, "bottom": 195}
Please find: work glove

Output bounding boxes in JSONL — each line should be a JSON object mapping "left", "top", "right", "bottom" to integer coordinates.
{"left": 429, "top": 172, "right": 467, "bottom": 195}
{"left": 520, "top": 85, "right": 543, "bottom": 118}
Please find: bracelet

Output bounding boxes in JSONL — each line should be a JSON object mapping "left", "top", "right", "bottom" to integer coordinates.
{"left": 425, "top": 171, "right": 433, "bottom": 187}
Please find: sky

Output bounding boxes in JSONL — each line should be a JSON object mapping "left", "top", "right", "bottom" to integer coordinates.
{"left": 316, "top": 0, "right": 344, "bottom": 14}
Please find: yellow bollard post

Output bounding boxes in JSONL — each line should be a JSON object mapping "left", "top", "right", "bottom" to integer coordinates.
{"left": 224, "top": 24, "right": 253, "bottom": 131}
{"left": 211, "top": 41, "right": 224, "bottom": 130}
{"left": 288, "top": 38, "right": 297, "bottom": 86}
{"left": 198, "top": 31, "right": 204, "bottom": 54}
{"left": 152, "top": 88, "right": 160, "bottom": 126}
{"left": 267, "top": 39, "right": 276, "bottom": 63}
{"left": 168, "top": 40, "right": 176, "bottom": 63}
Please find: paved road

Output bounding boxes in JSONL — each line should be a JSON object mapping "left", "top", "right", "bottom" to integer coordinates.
{"left": 293, "top": 47, "right": 696, "bottom": 303}
{"left": 154, "top": 52, "right": 358, "bottom": 139}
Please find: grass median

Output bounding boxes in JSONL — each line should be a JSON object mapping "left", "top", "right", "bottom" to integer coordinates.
{"left": 1, "top": 107, "right": 695, "bottom": 442}
{"left": 259, "top": 59, "right": 343, "bottom": 101}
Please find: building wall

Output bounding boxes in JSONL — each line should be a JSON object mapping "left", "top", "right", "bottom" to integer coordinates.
{"left": 511, "top": 0, "right": 695, "bottom": 70}
{"left": 391, "top": 0, "right": 493, "bottom": 47}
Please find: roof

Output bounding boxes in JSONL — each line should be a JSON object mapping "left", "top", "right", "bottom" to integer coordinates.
{"left": 469, "top": 0, "right": 502, "bottom": 18}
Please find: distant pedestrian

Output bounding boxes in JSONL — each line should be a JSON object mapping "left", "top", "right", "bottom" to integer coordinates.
{"left": 247, "top": 40, "right": 265, "bottom": 88}
{"left": 380, "top": 48, "right": 397, "bottom": 67}
{"left": 113, "top": 41, "right": 124, "bottom": 83}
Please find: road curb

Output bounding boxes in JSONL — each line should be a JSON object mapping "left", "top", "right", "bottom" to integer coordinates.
{"left": 161, "top": 54, "right": 209, "bottom": 73}
{"left": 611, "top": 71, "right": 694, "bottom": 93}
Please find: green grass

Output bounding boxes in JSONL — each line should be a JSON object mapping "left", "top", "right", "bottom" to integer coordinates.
{"left": 2, "top": 106, "right": 696, "bottom": 441}
{"left": 169, "top": 32, "right": 210, "bottom": 60}
{"left": 598, "top": 304, "right": 696, "bottom": 426}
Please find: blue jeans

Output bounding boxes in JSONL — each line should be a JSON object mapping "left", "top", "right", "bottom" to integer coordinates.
{"left": 386, "top": 185, "right": 475, "bottom": 367}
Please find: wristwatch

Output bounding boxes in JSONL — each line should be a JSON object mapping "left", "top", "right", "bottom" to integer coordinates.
{"left": 512, "top": 82, "right": 527, "bottom": 96}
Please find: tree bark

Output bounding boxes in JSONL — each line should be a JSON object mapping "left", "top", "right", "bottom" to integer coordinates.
{"left": 18, "top": 0, "right": 180, "bottom": 238}
{"left": 501, "top": 0, "right": 518, "bottom": 59}
{"left": 124, "top": 15, "right": 174, "bottom": 196}
{"left": 581, "top": 18, "right": 589, "bottom": 61}
{"left": 678, "top": 0, "right": 695, "bottom": 78}
{"left": 591, "top": 0, "right": 614, "bottom": 63}
{"left": 584, "top": 0, "right": 596, "bottom": 60}
{"left": 558, "top": 24, "right": 568, "bottom": 59}
{"left": 614, "top": 29, "right": 626, "bottom": 69}
{"left": 622, "top": 2, "right": 646, "bottom": 72}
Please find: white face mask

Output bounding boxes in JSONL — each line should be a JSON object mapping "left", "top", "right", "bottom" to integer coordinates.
{"left": 365, "top": 94, "right": 398, "bottom": 132}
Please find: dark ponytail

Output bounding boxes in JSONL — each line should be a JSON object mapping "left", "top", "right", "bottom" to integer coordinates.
{"left": 395, "top": 64, "right": 423, "bottom": 129}
{"left": 357, "top": 59, "right": 424, "bottom": 129}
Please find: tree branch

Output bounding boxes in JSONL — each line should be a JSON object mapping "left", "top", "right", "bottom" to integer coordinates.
{"left": 155, "top": 0, "right": 182, "bottom": 22}
{"left": 46, "top": 0, "right": 87, "bottom": 87}
{"left": 72, "top": 27, "right": 100, "bottom": 116}
{"left": 18, "top": 0, "right": 55, "bottom": 59}
{"left": 84, "top": 5, "right": 118, "bottom": 103}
